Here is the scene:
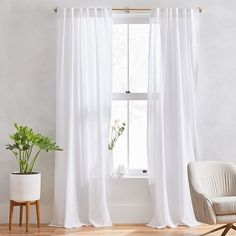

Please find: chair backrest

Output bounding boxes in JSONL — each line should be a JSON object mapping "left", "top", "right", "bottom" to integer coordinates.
{"left": 188, "top": 161, "right": 236, "bottom": 197}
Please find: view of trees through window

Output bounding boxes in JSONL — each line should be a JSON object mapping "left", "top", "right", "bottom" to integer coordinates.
{"left": 112, "top": 24, "right": 149, "bottom": 171}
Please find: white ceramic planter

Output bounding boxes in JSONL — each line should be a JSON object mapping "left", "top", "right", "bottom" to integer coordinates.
{"left": 10, "top": 172, "right": 41, "bottom": 202}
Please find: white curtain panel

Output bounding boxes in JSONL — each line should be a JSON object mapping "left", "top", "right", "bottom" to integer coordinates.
{"left": 51, "top": 8, "right": 112, "bottom": 228}
{"left": 148, "top": 8, "right": 199, "bottom": 228}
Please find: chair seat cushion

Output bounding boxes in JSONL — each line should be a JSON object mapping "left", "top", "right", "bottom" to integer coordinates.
{"left": 212, "top": 196, "right": 236, "bottom": 215}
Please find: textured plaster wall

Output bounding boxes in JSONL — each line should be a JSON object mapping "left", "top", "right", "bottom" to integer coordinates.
{"left": 0, "top": 0, "right": 236, "bottom": 223}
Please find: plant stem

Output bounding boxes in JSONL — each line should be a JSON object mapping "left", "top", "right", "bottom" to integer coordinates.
{"left": 29, "top": 149, "right": 41, "bottom": 172}
{"left": 27, "top": 146, "right": 33, "bottom": 161}
{"left": 19, "top": 149, "right": 22, "bottom": 173}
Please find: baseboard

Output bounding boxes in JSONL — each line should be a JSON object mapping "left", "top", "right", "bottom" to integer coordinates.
{"left": 0, "top": 203, "right": 151, "bottom": 224}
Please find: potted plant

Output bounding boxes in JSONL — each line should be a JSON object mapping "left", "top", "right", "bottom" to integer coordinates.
{"left": 6, "top": 123, "right": 62, "bottom": 202}
{"left": 108, "top": 120, "right": 125, "bottom": 151}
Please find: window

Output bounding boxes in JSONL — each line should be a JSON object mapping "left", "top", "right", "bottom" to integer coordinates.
{"left": 112, "top": 20, "right": 149, "bottom": 174}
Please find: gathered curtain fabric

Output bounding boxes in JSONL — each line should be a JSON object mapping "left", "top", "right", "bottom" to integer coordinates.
{"left": 147, "top": 8, "right": 199, "bottom": 228}
{"left": 51, "top": 8, "right": 112, "bottom": 228}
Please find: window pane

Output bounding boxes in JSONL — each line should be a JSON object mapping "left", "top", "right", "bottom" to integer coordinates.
{"left": 129, "top": 24, "right": 149, "bottom": 93}
{"left": 111, "top": 101, "right": 128, "bottom": 171}
{"left": 112, "top": 25, "right": 128, "bottom": 92}
{"left": 112, "top": 23, "right": 149, "bottom": 172}
{"left": 129, "top": 101, "right": 147, "bottom": 169}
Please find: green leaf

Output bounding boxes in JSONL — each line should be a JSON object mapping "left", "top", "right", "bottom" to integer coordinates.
{"left": 6, "top": 123, "right": 63, "bottom": 173}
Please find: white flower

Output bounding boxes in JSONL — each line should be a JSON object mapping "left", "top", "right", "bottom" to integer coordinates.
{"left": 108, "top": 120, "right": 126, "bottom": 150}
{"left": 114, "top": 119, "right": 120, "bottom": 124}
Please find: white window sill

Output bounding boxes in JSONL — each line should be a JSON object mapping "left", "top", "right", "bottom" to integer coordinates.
{"left": 106, "top": 175, "right": 148, "bottom": 179}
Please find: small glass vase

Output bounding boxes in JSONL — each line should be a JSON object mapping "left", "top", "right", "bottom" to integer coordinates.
{"left": 117, "top": 165, "right": 126, "bottom": 177}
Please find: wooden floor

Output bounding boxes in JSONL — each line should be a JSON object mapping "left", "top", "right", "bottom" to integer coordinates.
{"left": 0, "top": 224, "right": 236, "bottom": 236}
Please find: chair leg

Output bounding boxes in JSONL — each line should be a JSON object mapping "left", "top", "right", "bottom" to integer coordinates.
{"left": 9, "top": 200, "right": 14, "bottom": 230}
{"left": 221, "top": 224, "right": 232, "bottom": 236}
{"left": 232, "top": 225, "right": 236, "bottom": 231}
{"left": 26, "top": 201, "right": 30, "bottom": 232}
{"left": 201, "top": 224, "right": 227, "bottom": 236}
{"left": 19, "top": 205, "right": 23, "bottom": 226}
{"left": 36, "top": 200, "right": 40, "bottom": 228}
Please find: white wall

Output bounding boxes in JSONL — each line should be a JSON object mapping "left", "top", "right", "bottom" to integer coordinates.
{"left": 0, "top": 0, "right": 236, "bottom": 224}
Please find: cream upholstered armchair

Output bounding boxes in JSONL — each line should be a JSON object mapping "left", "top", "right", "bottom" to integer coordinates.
{"left": 188, "top": 161, "right": 236, "bottom": 236}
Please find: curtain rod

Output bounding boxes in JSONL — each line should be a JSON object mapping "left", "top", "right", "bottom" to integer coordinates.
{"left": 54, "top": 7, "right": 202, "bottom": 13}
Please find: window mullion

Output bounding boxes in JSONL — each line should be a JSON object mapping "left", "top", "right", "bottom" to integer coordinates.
{"left": 127, "top": 100, "right": 130, "bottom": 169}
{"left": 112, "top": 93, "right": 148, "bottom": 100}
{"left": 127, "top": 24, "right": 130, "bottom": 169}
{"left": 127, "top": 24, "right": 130, "bottom": 92}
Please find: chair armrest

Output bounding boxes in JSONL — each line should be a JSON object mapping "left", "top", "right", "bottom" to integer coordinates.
{"left": 189, "top": 184, "right": 216, "bottom": 224}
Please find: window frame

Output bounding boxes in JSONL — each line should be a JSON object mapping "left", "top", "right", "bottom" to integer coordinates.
{"left": 112, "top": 15, "right": 149, "bottom": 175}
